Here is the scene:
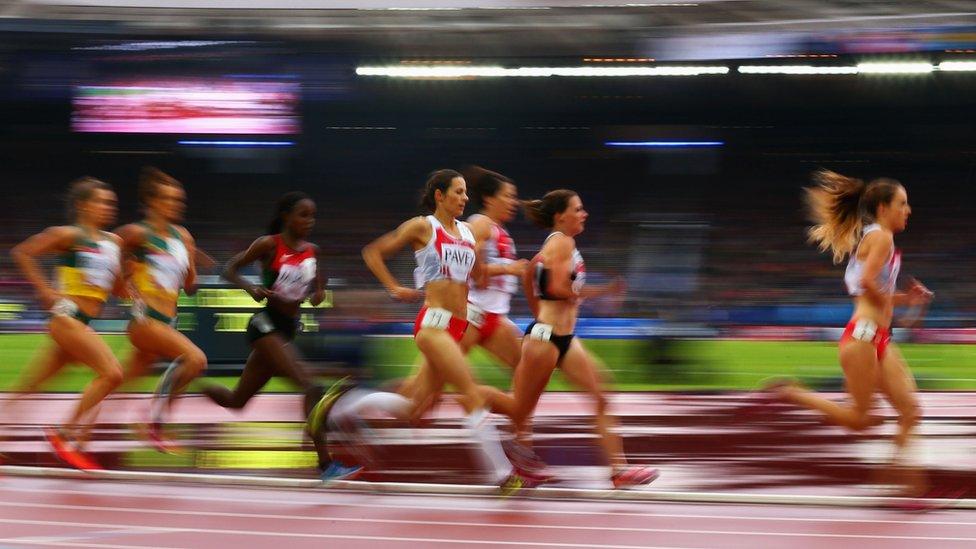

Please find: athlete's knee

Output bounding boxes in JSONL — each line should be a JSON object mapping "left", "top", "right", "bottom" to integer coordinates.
{"left": 591, "top": 391, "right": 609, "bottom": 416}
{"left": 847, "top": 408, "right": 881, "bottom": 431}
{"left": 226, "top": 395, "right": 249, "bottom": 410}
{"left": 899, "top": 399, "right": 921, "bottom": 429}
{"left": 182, "top": 348, "right": 207, "bottom": 376}
{"left": 101, "top": 363, "right": 124, "bottom": 388}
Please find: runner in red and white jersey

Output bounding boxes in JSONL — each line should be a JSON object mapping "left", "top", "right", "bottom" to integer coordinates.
{"left": 769, "top": 170, "right": 933, "bottom": 498}
{"left": 362, "top": 169, "right": 523, "bottom": 493}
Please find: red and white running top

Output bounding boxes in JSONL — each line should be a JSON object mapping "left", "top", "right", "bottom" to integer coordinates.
{"left": 467, "top": 213, "right": 518, "bottom": 314}
{"left": 413, "top": 215, "right": 477, "bottom": 289}
{"left": 262, "top": 234, "right": 317, "bottom": 303}
{"left": 844, "top": 223, "right": 901, "bottom": 297}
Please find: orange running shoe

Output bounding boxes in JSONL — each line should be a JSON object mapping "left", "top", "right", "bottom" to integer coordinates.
{"left": 612, "top": 466, "right": 659, "bottom": 489}
{"left": 44, "top": 427, "right": 103, "bottom": 471}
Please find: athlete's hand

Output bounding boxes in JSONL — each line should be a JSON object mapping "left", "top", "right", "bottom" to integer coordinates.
{"left": 194, "top": 249, "right": 218, "bottom": 271}
{"left": 247, "top": 285, "right": 274, "bottom": 302}
{"left": 39, "top": 288, "right": 62, "bottom": 310}
{"left": 309, "top": 289, "right": 326, "bottom": 307}
{"left": 907, "top": 278, "right": 933, "bottom": 305}
{"left": 606, "top": 277, "right": 627, "bottom": 297}
{"left": 388, "top": 285, "right": 422, "bottom": 302}
{"left": 507, "top": 259, "right": 530, "bottom": 276}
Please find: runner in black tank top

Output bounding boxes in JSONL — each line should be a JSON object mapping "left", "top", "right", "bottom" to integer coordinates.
{"left": 200, "top": 192, "right": 357, "bottom": 480}
{"left": 513, "top": 189, "right": 658, "bottom": 489}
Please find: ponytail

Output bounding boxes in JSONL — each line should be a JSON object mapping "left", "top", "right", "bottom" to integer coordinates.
{"left": 462, "top": 165, "right": 512, "bottom": 210}
{"left": 805, "top": 169, "right": 866, "bottom": 264}
{"left": 267, "top": 191, "right": 311, "bottom": 234}
{"left": 523, "top": 189, "right": 577, "bottom": 229}
{"left": 804, "top": 169, "right": 904, "bottom": 263}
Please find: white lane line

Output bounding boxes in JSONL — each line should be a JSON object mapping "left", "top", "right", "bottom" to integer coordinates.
{"left": 0, "top": 516, "right": 975, "bottom": 544}
{"left": 0, "top": 516, "right": 706, "bottom": 549}
{"left": 0, "top": 541, "right": 187, "bottom": 549}
{"left": 3, "top": 481, "right": 976, "bottom": 527}
{"left": 5, "top": 465, "right": 973, "bottom": 509}
{"left": 0, "top": 500, "right": 912, "bottom": 536}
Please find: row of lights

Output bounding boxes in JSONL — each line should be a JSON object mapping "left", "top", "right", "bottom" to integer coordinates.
{"left": 356, "top": 61, "right": 976, "bottom": 78}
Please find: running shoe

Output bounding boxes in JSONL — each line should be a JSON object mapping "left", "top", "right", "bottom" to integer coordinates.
{"left": 306, "top": 377, "right": 348, "bottom": 439}
{"left": 143, "top": 422, "right": 184, "bottom": 455}
{"left": 887, "top": 487, "right": 967, "bottom": 513}
{"left": 734, "top": 377, "right": 798, "bottom": 420}
{"left": 502, "top": 440, "right": 557, "bottom": 483}
{"left": 320, "top": 460, "right": 363, "bottom": 482}
{"left": 44, "top": 427, "right": 102, "bottom": 471}
{"left": 612, "top": 466, "right": 659, "bottom": 489}
{"left": 499, "top": 471, "right": 526, "bottom": 497}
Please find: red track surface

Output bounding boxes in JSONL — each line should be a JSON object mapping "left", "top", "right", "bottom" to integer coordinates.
{"left": 3, "top": 475, "right": 976, "bottom": 548}
{"left": 3, "top": 391, "right": 976, "bottom": 547}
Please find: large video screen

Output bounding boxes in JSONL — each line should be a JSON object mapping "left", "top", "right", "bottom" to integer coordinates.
{"left": 72, "top": 78, "right": 300, "bottom": 134}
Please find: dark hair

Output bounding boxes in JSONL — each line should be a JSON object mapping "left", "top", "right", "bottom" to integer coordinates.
{"left": 66, "top": 177, "right": 112, "bottom": 222}
{"left": 461, "top": 165, "right": 513, "bottom": 210}
{"left": 523, "top": 189, "right": 578, "bottom": 229}
{"left": 805, "top": 169, "right": 904, "bottom": 263}
{"left": 267, "top": 191, "right": 313, "bottom": 235}
{"left": 138, "top": 166, "right": 182, "bottom": 207}
{"left": 420, "top": 169, "right": 463, "bottom": 212}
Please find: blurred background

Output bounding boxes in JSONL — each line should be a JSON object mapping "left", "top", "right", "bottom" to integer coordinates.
{"left": 2, "top": 0, "right": 975, "bottom": 393}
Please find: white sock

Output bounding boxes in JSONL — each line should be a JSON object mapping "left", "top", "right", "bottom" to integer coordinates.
{"left": 349, "top": 391, "right": 412, "bottom": 420}
{"left": 151, "top": 358, "right": 180, "bottom": 423}
{"left": 466, "top": 408, "right": 513, "bottom": 484}
{"left": 329, "top": 390, "right": 412, "bottom": 426}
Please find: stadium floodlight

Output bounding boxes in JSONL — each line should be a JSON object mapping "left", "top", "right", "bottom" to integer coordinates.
{"left": 605, "top": 141, "right": 724, "bottom": 147}
{"left": 938, "top": 61, "right": 976, "bottom": 72}
{"left": 856, "top": 62, "right": 934, "bottom": 74}
{"left": 178, "top": 141, "right": 294, "bottom": 147}
{"left": 737, "top": 65, "right": 858, "bottom": 75}
{"left": 355, "top": 65, "right": 729, "bottom": 78}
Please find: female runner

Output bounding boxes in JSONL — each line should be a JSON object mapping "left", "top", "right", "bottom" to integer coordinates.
{"left": 512, "top": 189, "right": 658, "bottom": 488}
{"left": 201, "top": 191, "right": 362, "bottom": 480}
{"left": 770, "top": 170, "right": 932, "bottom": 496}
{"left": 11, "top": 177, "right": 124, "bottom": 469}
{"left": 116, "top": 167, "right": 206, "bottom": 450}
{"left": 362, "top": 169, "right": 522, "bottom": 491}
{"left": 397, "top": 166, "right": 526, "bottom": 419}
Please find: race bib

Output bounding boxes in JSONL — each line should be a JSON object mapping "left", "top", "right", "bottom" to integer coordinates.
{"left": 420, "top": 307, "right": 452, "bottom": 330}
{"left": 466, "top": 303, "right": 486, "bottom": 328}
{"left": 272, "top": 258, "right": 316, "bottom": 302}
{"left": 148, "top": 237, "right": 189, "bottom": 292}
{"left": 51, "top": 298, "right": 79, "bottom": 318}
{"left": 250, "top": 312, "right": 274, "bottom": 334}
{"left": 440, "top": 243, "right": 476, "bottom": 282}
{"left": 529, "top": 323, "right": 554, "bottom": 342}
{"left": 851, "top": 319, "right": 878, "bottom": 342}
{"left": 78, "top": 240, "right": 120, "bottom": 290}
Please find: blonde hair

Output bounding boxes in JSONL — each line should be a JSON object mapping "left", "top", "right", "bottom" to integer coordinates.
{"left": 804, "top": 169, "right": 903, "bottom": 264}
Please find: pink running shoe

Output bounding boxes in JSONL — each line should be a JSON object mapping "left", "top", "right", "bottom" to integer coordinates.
{"left": 144, "top": 423, "right": 183, "bottom": 455}
{"left": 502, "top": 440, "right": 558, "bottom": 483}
{"left": 612, "top": 466, "right": 659, "bottom": 489}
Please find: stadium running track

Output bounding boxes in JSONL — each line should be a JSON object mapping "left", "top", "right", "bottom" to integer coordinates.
{"left": 3, "top": 391, "right": 976, "bottom": 548}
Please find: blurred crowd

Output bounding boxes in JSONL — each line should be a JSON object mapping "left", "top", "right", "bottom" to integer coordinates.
{"left": 1, "top": 163, "right": 973, "bottom": 329}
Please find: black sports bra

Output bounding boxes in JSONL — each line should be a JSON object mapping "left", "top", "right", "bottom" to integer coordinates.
{"left": 535, "top": 232, "right": 586, "bottom": 301}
